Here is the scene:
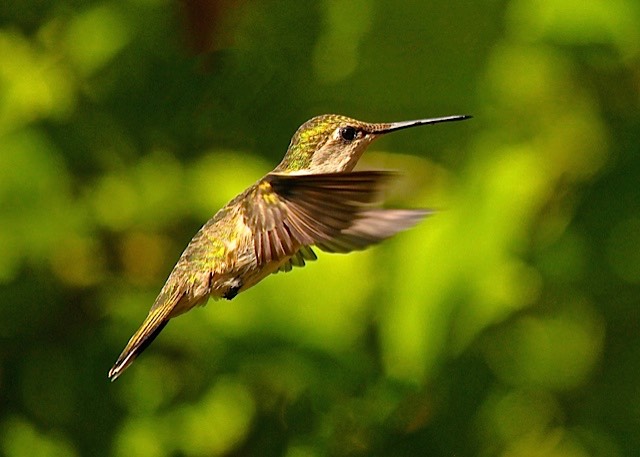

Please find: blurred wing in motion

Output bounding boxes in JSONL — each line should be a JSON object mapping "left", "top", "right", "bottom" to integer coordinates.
{"left": 244, "top": 170, "right": 396, "bottom": 266}
{"left": 316, "top": 209, "right": 431, "bottom": 253}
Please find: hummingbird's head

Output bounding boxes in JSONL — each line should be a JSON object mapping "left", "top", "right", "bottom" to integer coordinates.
{"left": 275, "top": 113, "right": 471, "bottom": 174}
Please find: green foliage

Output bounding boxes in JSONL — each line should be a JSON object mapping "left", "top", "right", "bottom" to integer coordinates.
{"left": 1, "top": 0, "right": 639, "bottom": 456}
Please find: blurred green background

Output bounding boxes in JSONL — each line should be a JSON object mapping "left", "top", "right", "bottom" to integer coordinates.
{"left": 1, "top": 0, "right": 639, "bottom": 456}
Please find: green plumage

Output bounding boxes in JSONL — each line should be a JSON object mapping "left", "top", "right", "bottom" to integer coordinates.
{"left": 108, "top": 113, "right": 471, "bottom": 381}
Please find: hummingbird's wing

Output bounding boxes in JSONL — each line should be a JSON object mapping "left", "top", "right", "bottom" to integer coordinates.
{"left": 315, "top": 209, "right": 431, "bottom": 253}
{"left": 244, "top": 171, "right": 395, "bottom": 266}
{"left": 276, "top": 245, "right": 318, "bottom": 273}
{"left": 277, "top": 209, "right": 430, "bottom": 271}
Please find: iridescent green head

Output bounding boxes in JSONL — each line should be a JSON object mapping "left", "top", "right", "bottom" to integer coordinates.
{"left": 274, "top": 113, "right": 471, "bottom": 174}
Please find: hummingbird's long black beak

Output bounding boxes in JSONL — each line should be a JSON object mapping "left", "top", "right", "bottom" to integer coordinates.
{"left": 373, "top": 114, "right": 472, "bottom": 134}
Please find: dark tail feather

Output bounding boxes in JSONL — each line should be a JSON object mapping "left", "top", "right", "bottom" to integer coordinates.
{"left": 108, "top": 306, "right": 171, "bottom": 382}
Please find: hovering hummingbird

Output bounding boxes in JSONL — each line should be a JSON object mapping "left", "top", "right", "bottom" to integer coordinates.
{"left": 108, "top": 113, "right": 471, "bottom": 381}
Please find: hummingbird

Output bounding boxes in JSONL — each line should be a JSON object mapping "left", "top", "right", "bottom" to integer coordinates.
{"left": 108, "top": 113, "right": 471, "bottom": 381}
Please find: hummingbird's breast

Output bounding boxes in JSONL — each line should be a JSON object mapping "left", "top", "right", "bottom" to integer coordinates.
{"left": 203, "top": 210, "right": 257, "bottom": 291}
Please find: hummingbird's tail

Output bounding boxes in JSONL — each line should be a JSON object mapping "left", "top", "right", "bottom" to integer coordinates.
{"left": 108, "top": 302, "right": 174, "bottom": 382}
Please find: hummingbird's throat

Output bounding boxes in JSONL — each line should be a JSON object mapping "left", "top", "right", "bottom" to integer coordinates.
{"left": 309, "top": 136, "right": 373, "bottom": 173}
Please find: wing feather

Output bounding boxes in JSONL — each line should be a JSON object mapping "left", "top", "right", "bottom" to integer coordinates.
{"left": 243, "top": 171, "right": 394, "bottom": 267}
{"left": 317, "top": 209, "right": 431, "bottom": 253}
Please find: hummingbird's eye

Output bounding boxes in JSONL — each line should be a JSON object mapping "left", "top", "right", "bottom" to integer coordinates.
{"left": 339, "top": 126, "right": 358, "bottom": 142}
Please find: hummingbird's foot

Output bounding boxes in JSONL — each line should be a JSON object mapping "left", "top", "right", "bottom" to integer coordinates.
{"left": 223, "top": 280, "right": 242, "bottom": 300}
